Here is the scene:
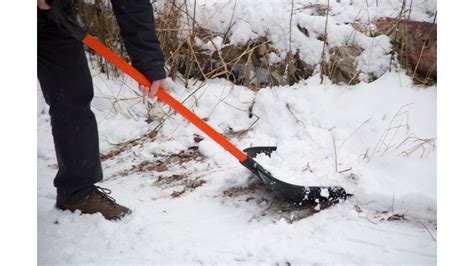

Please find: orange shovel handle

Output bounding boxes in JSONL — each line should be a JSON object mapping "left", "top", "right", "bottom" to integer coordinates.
{"left": 82, "top": 34, "right": 248, "bottom": 162}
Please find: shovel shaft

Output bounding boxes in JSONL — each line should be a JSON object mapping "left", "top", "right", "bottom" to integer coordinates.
{"left": 82, "top": 34, "right": 248, "bottom": 162}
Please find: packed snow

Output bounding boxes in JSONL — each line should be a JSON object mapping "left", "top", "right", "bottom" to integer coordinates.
{"left": 38, "top": 0, "right": 437, "bottom": 264}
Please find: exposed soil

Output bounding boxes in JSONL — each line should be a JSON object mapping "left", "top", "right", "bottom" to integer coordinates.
{"left": 223, "top": 180, "right": 346, "bottom": 223}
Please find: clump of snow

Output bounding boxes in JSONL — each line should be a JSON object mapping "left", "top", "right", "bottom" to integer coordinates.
{"left": 355, "top": 35, "right": 392, "bottom": 81}
{"left": 320, "top": 187, "right": 330, "bottom": 198}
{"left": 196, "top": 36, "right": 224, "bottom": 52}
{"left": 198, "top": 139, "right": 233, "bottom": 165}
{"left": 254, "top": 139, "right": 344, "bottom": 187}
{"left": 228, "top": 20, "right": 258, "bottom": 44}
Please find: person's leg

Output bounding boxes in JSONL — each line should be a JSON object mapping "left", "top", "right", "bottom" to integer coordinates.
{"left": 37, "top": 6, "right": 102, "bottom": 205}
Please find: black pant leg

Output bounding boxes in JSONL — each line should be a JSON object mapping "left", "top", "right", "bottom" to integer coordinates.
{"left": 37, "top": 8, "right": 102, "bottom": 204}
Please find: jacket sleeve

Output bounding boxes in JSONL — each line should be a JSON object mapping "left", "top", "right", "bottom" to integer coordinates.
{"left": 110, "top": 0, "right": 166, "bottom": 81}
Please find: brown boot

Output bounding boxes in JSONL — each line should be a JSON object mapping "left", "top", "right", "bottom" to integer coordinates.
{"left": 56, "top": 186, "right": 132, "bottom": 220}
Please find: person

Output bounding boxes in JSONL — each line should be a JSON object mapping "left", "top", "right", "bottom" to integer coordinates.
{"left": 37, "top": 0, "right": 166, "bottom": 220}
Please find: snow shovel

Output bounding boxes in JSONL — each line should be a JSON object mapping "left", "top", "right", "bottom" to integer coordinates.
{"left": 46, "top": 2, "right": 350, "bottom": 205}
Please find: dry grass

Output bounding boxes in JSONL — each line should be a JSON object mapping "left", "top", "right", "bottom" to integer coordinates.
{"left": 74, "top": 0, "right": 436, "bottom": 89}
{"left": 74, "top": 0, "right": 314, "bottom": 89}
{"left": 366, "top": 103, "right": 436, "bottom": 161}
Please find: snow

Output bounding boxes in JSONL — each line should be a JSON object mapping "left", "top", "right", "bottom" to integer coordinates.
{"left": 254, "top": 139, "right": 344, "bottom": 187}
{"left": 247, "top": 72, "right": 436, "bottom": 218}
{"left": 38, "top": 68, "right": 436, "bottom": 264}
{"left": 37, "top": 0, "right": 437, "bottom": 264}
{"left": 190, "top": 0, "right": 436, "bottom": 80}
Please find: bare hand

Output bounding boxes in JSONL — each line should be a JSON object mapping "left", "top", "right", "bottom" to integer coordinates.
{"left": 139, "top": 79, "right": 165, "bottom": 99}
{"left": 37, "top": 0, "right": 51, "bottom": 10}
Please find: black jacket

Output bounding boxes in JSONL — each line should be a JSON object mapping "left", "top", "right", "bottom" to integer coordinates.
{"left": 110, "top": 0, "right": 166, "bottom": 81}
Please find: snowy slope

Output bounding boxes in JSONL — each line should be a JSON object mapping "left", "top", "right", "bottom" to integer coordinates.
{"left": 38, "top": 0, "right": 437, "bottom": 264}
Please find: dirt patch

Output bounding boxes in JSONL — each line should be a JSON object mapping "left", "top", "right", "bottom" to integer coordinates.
{"left": 223, "top": 180, "right": 268, "bottom": 198}
{"left": 154, "top": 174, "right": 206, "bottom": 198}
{"left": 113, "top": 146, "right": 206, "bottom": 197}
{"left": 112, "top": 145, "right": 203, "bottom": 174}
{"left": 298, "top": 3, "right": 330, "bottom": 16}
{"left": 100, "top": 137, "right": 147, "bottom": 161}
{"left": 223, "top": 180, "right": 346, "bottom": 223}
{"left": 322, "top": 45, "right": 363, "bottom": 85}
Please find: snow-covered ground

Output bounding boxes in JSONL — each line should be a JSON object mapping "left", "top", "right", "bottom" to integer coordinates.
{"left": 38, "top": 71, "right": 436, "bottom": 264}
{"left": 38, "top": 0, "right": 437, "bottom": 264}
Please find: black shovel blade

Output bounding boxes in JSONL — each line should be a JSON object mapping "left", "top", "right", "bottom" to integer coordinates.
{"left": 241, "top": 146, "right": 350, "bottom": 205}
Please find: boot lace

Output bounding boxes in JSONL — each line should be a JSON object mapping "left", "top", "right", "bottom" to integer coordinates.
{"left": 95, "top": 186, "right": 117, "bottom": 205}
